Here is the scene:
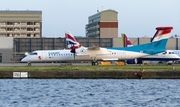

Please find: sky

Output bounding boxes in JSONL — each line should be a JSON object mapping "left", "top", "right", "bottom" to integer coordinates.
{"left": 0, "top": 0, "right": 180, "bottom": 38}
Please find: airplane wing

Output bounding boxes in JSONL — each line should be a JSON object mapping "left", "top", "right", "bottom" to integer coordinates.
{"left": 76, "top": 47, "right": 111, "bottom": 56}
{"left": 87, "top": 45, "right": 100, "bottom": 50}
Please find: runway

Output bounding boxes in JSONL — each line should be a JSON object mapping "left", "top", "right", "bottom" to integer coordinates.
{"left": 0, "top": 62, "right": 170, "bottom": 66}
{"left": 0, "top": 62, "right": 92, "bottom": 66}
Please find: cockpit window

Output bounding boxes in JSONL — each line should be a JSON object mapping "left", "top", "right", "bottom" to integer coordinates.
{"left": 162, "top": 52, "right": 167, "bottom": 54}
{"left": 30, "top": 52, "right": 37, "bottom": 55}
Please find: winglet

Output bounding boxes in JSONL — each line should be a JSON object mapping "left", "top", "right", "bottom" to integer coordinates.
{"left": 151, "top": 27, "right": 173, "bottom": 42}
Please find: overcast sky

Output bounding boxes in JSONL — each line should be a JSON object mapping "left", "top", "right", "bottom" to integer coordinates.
{"left": 0, "top": 0, "right": 179, "bottom": 38}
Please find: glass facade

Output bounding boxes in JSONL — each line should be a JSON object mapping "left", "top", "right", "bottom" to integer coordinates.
{"left": 86, "top": 13, "right": 101, "bottom": 38}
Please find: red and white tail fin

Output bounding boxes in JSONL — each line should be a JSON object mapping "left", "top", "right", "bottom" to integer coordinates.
{"left": 65, "top": 32, "right": 81, "bottom": 49}
{"left": 121, "top": 34, "right": 133, "bottom": 47}
{"left": 151, "top": 27, "right": 173, "bottom": 42}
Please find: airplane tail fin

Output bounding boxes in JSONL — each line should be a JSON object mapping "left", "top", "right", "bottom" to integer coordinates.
{"left": 121, "top": 27, "right": 173, "bottom": 55}
{"left": 65, "top": 32, "right": 81, "bottom": 49}
{"left": 140, "top": 27, "right": 173, "bottom": 54}
{"left": 151, "top": 27, "right": 173, "bottom": 42}
{"left": 121, "top": 34, "right": 133, "bottom": 47}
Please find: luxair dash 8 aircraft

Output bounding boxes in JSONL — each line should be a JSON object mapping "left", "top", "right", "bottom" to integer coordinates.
{"left": 21, "top": 27, "right": 173, "bottom": 66}
{"left": 121, "top": 33, "right": 180, "bottom": 64}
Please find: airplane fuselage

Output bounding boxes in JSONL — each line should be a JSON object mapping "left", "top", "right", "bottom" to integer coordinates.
{"left": 139, "top": 50, "right": 180, "bottom": 61}
{"left": 21, "top": 49, "right": 149, "bottom": 63}
{"left": 21, "top": 38, "right": 171, "bottom": 63}
{"left": 126, "top": 50, "right": 180, "bottom": 64}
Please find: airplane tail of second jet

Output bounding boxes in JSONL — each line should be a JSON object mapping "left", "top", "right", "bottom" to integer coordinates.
{"left": 131, "top": 27, "right": 173, "bottom": 55}
{"left": 121, "top": 34, "right": 133, "bottom": 47}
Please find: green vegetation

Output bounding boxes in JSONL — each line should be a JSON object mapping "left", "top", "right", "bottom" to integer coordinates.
{"left": 0, "top": 65, "right": 179, "bottom": 72}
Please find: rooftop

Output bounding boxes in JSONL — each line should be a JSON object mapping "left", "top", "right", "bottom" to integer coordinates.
{"left": 0, "top": 10, "right": 42, "bottom": 13}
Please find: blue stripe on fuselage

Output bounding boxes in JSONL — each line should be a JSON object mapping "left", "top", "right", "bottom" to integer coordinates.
{"left": 107, "top": 39, "right": 168, "bottom": 55}
{"left": 138, "top": 57, "right": 180, "bottom": 61}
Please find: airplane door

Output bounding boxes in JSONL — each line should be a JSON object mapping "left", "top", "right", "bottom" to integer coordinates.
{"left": 163, "top": 54, "right": 165, "bottom": 58}
{"left": 162, "top": 52, "right": 166, "bottom": 58}
{"left": 121, "top": 51, "right": 126, "bottom": 59}
{"left": 42, "top": 51, "right": 47, "bottom": 61}
{"left": 120, "top": 51, "right": 123, "bottom": 59}
{"left": 120, "top": 51, "right": 124, "bottom": 59}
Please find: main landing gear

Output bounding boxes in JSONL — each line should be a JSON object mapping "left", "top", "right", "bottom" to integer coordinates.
{"left": 91, "top": 57, "right": 98, "bottom": 65}
{"left": 91, "top": 61, "right": 98, "bottom": 65}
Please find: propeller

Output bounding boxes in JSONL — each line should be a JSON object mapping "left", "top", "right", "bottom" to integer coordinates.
{"left": 70, "top": 44, "right": 76, "bottom": 60}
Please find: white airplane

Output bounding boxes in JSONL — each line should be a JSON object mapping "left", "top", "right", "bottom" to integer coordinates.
{"left": 21, "top": 26, "right": 173, "bottom": 66}
{"left": 169, "top": 50, "right": 180, "bottom": 57}
{"left": 121, "top": 31, "right": 180, "bottom": 64}
{"left": 151, "top": 33, "right": 180, "bottom": 60}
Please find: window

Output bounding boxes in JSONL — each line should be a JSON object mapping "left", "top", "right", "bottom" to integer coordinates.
{"left": 27, "top": 22, "right": 34, "bottom": 25}
{"left": 27, "top": 34, "right": 31, "bottom": 37}
{"left": 7, "top": 22, "right": 14, "bottom": 25}
{"left": 30, "top": 52, "right": 37, "bottom": 55}
{"left": 162, "top": 52, "right": 167, "bottom": 54}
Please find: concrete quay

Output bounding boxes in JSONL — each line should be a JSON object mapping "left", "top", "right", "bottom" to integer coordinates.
{"left": 0, "top": 71, "right": 180, "bottom": 79}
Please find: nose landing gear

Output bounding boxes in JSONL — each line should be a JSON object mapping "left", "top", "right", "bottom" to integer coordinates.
{"left": 28, "top": 62, "right": 31, "bottom": 66}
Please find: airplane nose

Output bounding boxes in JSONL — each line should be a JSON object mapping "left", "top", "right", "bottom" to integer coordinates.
{"left": 21, "top": 58, "right": 25, "bottom": 62}
{"left": 21, "top": 57, "right": 28, "bottom": 62}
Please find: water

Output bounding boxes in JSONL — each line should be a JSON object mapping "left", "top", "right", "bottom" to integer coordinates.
{"left": 0, "top": 79, "right": 180, "bottom": 107}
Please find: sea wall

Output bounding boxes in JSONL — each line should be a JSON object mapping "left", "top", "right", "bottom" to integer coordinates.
{"left": 0, "top": 71, "right": 180, "bottom": 79}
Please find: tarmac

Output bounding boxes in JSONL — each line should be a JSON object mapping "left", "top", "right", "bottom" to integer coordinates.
{"left": 0, "top": 62, "right": 90, "bottom": 66}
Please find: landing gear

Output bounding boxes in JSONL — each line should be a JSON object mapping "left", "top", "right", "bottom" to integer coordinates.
{"left": 91, "top": 57, "right": 98, "bottom": 66}
{"left": 91, "top": 61, "right": 98, "bottom": 66}
{"left": 28, "top": 62, "right": 31, "bottom": 66}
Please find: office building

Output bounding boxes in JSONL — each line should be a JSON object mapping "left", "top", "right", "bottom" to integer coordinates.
{"left": 0, "top": 10, "right": 42, "bottom": 38}
{"left": 86, "top": 9, "right": 118, "bottom": 38}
